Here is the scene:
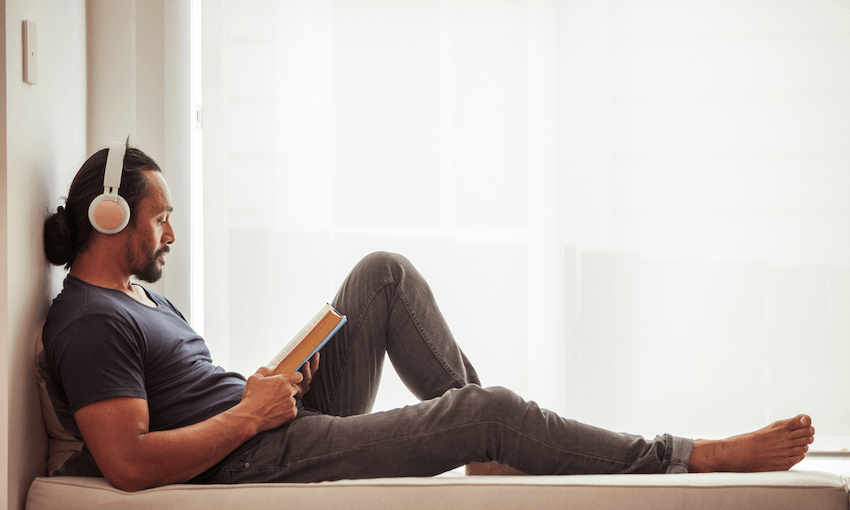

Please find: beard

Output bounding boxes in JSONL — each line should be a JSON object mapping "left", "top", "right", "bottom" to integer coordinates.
{"left": 133, "top": 245, "right": 169, "bottom": 283}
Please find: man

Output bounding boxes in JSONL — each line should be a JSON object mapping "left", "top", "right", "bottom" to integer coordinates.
{"left": 41, "top": 144, "right": 815, "bottom": 492}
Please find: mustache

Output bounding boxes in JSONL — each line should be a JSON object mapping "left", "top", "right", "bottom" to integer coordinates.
{"left": 156, "top": 246, "right": 170, "bottom": 257}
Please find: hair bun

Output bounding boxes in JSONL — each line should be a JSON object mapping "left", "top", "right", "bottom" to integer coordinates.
{"left": 43, "top": 207, "right": 75, "bottom": 267}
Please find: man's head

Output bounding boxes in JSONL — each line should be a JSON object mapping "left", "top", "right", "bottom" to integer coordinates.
{"left": 120, "top": 170, "right": 174, "bottom": 283}
{"left": 44, "top": 143, "right": 169, "bottom": 279}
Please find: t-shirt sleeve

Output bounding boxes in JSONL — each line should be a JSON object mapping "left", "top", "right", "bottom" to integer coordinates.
{"left": 50, "top": 314, "right": 148, "bottom": 415}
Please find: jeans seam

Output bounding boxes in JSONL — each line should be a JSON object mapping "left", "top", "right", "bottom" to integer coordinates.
{"left": 325, "top": 276, "right": 394, "bottom": 412}
{"left": 395, "top": 284, "right": 465, "bottom": 387}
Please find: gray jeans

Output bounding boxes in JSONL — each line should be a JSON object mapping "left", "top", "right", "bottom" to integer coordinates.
{"left": 200, "top": 252, "right": 693, "bottom": 483}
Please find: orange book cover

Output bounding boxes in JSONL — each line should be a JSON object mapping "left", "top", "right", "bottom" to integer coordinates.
{"left": 267, "top": 304, "right": 346, "bottom": 375}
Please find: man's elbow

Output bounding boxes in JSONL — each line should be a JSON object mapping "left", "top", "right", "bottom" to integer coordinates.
{"left": 111, "top": 478, "right": 146, "bottom": 493}
{"left": 102, "top": 463, "right": 158, "bottom": 492}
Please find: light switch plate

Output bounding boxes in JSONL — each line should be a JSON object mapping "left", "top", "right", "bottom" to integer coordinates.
{"left": 24, "top": 20, "right": 37, "bottom": 85}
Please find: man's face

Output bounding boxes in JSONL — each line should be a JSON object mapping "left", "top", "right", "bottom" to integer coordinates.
{"left": 123, "top": 171, "right": 175, "bottom": 283}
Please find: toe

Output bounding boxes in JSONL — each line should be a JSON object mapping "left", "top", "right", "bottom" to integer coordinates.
{"left": 790, "top": 444, "right": 809, "bottom": 456}
{"left": 784, "top": 415, "right": 812, "bottom": 431}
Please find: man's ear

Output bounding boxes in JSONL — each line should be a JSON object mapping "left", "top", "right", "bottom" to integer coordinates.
{"left": 87, "top": 224, "right": 131, "bottom": 248}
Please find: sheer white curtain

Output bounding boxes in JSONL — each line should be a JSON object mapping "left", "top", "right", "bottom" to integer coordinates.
{"left": 201, "top": 0, "right": 850, "bottom": 447}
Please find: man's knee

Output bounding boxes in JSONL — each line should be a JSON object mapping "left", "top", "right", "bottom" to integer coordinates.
{"left": 450, "top": 385, "right": 524, "bottom": 423}
{"left": 359, "top": 251, "right": 410, "bottom": 268}
{"left": 353, "top": 251, "right": 412, "bottom": 281}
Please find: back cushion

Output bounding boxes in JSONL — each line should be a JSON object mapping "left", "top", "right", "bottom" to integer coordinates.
{"left": 35, "top": 322, "right": 87, "bottom": 476}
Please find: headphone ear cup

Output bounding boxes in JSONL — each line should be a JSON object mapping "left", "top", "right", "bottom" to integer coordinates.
{"left": 88, "top": 193, "right": 131, "bottom": 234}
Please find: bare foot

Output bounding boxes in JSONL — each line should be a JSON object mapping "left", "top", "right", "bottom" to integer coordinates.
{"left": 688, "top": 414, "right": 815, "bottom": 473}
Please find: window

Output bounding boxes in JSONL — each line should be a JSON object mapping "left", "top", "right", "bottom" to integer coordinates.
{"left": 201, "top": 0, "right": 850, "bottom": 447}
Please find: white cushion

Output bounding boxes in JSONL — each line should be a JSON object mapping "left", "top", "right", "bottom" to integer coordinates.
{"left": 26, "top": 471, "right": 850, "bottom": 510}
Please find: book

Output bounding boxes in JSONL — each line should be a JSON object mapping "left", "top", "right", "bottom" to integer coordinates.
{"left": 266, "top": 304, "right": 347, "bottom": 376}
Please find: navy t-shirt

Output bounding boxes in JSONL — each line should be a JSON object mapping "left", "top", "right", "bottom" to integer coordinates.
{"left": 42, "top": 275, "right": 251, "bottom": 475}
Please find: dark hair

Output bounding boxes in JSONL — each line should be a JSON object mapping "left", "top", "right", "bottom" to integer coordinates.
{"left": 43, "top": 142, "right": 162, "bottom": 269}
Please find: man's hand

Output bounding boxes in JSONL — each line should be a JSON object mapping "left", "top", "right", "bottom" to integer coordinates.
{"left": 295, "top": 352, "right": 320, "bottom": 398}
{"left": 240, "top": 367, "right": 303, "bottom": 434}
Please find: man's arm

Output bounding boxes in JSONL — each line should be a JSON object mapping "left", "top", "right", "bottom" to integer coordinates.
{"left": 74, "top": 367, "right": 302, "bottom": 492}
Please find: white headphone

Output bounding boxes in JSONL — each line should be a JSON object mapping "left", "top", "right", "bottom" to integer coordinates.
{"left": 87, "top": 141, "right": 131, "bottom": 234}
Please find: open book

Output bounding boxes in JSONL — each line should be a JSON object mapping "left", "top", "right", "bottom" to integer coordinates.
{"left": 266, "top": 304, "right": 347, "bottom": 375}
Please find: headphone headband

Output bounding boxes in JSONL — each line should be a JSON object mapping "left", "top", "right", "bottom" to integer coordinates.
{"left": 103, "top": 141, "right": 126, "bottom": 190}
{"left": 88, "top": 141, "right": 131, "bottom": 234}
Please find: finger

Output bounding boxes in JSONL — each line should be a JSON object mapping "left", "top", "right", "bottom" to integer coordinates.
{"left": 300, "top": 358, "right": 312, "bottom": 377}
{"left": 300, "top": 364, "right": 312, "bottom": 388}
{"left": 285, "top": 371, "right": 304, "bottom": 384}
{"left": 255, "top": 366, "right": 273, "bottom": 377}
{"left": 311, "top": 352, "right": 320, "bottom": 373}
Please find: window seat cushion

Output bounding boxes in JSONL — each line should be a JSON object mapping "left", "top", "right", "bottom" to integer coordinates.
{"left": 26, "top": 470, "right": 850, "bottom": 510}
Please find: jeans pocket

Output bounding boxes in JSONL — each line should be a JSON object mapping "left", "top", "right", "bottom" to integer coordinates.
{"left": 208, "top": 448, "right": 253, "bottom": 484}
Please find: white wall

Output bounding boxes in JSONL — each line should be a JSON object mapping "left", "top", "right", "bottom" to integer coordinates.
{"left": 3, "top": 3, "right": 87, "bottom": 510}
{"left": 2, "top": 1, "right": 192, "bottom": 509}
